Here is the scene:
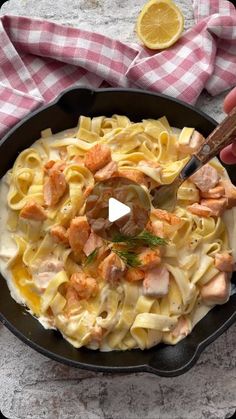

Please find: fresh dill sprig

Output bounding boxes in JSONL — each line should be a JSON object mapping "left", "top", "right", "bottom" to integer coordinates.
{"left": 137, "top": 230, "right": 167, "bottom": 248}
{"left": 113, "top": 249, "right": 141, "bottom": 268}
{"left": 84, "top": 247, "right": 99, "bottom": 267}
{"left": 112, "top": 230, "right": 167, "bottom": 249}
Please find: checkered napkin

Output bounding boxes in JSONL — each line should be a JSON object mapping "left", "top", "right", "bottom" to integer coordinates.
{"left": 0, "top": 0, "right": 235, "bottom": 137}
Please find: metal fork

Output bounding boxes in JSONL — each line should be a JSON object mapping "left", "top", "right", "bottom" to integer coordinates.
{"left": 151, "top": 107, "right": 236, "bottom": 211}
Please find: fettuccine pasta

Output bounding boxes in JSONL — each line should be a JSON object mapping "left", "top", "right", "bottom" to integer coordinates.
{"left": 0, "top": 114, "right": 235, "bottom": 351}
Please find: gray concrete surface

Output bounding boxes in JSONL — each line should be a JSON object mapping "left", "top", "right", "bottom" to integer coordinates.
{"left": 0, "top": 1, "right": 235, "bottom": 418}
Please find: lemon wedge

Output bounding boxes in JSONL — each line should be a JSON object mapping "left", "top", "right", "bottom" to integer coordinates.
{"left": 136, "top": 0, "right": 184, "bottom": 50}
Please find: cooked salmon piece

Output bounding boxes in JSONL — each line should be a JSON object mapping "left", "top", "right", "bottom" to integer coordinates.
{"left": 187, "top": 203, "right": 212, "bottom": 217}
{"left": 152, "top": 208, "right": 181, "bottom": 225}
{"left": 143, "top": 265, "right": 169, "bottom": 297}
{"left": 200, "top": 272, "right": 230, "bottom": 305}
{"left": 222, "top": 179, "right": 236, "bottom": 209}
{"left": 44, "top": 159, "right": 66, "bottom": 173}
{"left": 214, "top": 252, "right": 233, "bottom": 272}
{"left": 39, "top": 258, "right": 64, "bottom": 273}
{"left": 66, "top": 285, "right": 78, "bottom": 305}
{"left": 83, "top": 231, "right": 103, "bottom": 257}
{"left": 50, "top": 225, "right": 69, "bottom": 245}
{"left": 70, "top": 272, "right": 98, "bottom": 299}
{"left": 73, "top": 155, "right": 84, "bottom": 165}
{"left": 44, "top": 160, "right": 55, "bottom": 171}
{"left": 178, "top": 130, "right": 204, "bottom": 154}
{"left": 200, "top": 198, "right": 227, "bottom": 217}
{"left": 125, "top": 267, "right": 144, "bottom": 282}
{"left": 200, "top": 184, "right": 225, "bottom": 199}
{"left": 43, "top": 169, "right": 67, "bottom": 207}
{"left": 65, "top": 285, "right": 81, "bottom": 315}
{"left": 20, "top": 201, "right": 47, "bottom": 221}
{"left": 94, "top": 161, "right": 118, "bottom": 181}
{"left": 84, "top": 144, "right": 111, "bottom": 173}
{"left": 146, "top": 220, "right": 165, "bottom": 238}
{"left": 33, "top": 257, "right": 64, "bottom": 291}
{"left": 52, "top": 160, "right": 66, "bottom": 172}
{"left": 172, "top": 316, "right": 190, "bottom": 338}
{"left": 190, "top": 164, "right": 219, "bottom": 192}
{"left": 99, "top": 252, "right": 126, "bottom": 284}
{"left": 68, "top": 216, "right": 90, "bottom": 253}
{"left": 117, "top": 169, "right": 148, "bottom": 187}
{"left": 139, "top": 248, "right": 161, "bottom": 270}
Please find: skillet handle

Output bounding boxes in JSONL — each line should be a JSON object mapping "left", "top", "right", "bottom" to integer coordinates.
{"left": 146, "top": 342, "right": 198, "bottom": 377}
{"left": 57, "top": 86, "right": 96, "bottom": 114}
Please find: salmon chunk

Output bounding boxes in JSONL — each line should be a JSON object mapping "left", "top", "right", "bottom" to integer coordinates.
{"left": 125, "top": 267, "right": 145, "bottom": 282}
{"left": 44, "top": 160, "right": 55, "bottom": 171}
{"left": 43, "top": 170, "right": 67, "bottom": 207}
{"left": 65, "top": 285, "right": 81, "bottom": 314}
{"left": 84, "top": 144, "right": 111, "bottom": 173}
{"left": 44, "top": 159, "right": 66, "bottom": 173}
{"left": 143, "top": 265, "right": 169, "bottom": 297}
{"left": 94, "top": 161, "right": 118, "bottom": 181}
{"left": 68, "top": 216, "right": 90, "bottom": 253}
{"left": 178, "top": 130, "right": 204, "bottom": 154}
{"left": 139, "top": 248, "right": 161, "bottom": 270}
{"left": 152, "top": 208, "right": 181, "bottom": 225}
{"left": 70, "top": 272, "right": 98, "bottom": 299}
{"left": 73, "top": 155, "right": 84, "bottom": 165}
{"left": 33, "top": 257, "right": 64, "bottom": 291}
{"left": 146, "top": 220, "right": 165, "bottom": 238}
{"left": 20, "top": 201, "right": 47, "bottom": 221}
{"left": 117, "top": 169, "right": 148, "bottom": 187}
{"left": 214, "top": 252, "right": 233, "bottom": 272}
{"left": 83, "top": 231, "right": 103, "bottom": 257}
{"left": 52, "top": 160, "right": 66, "bottom": 172}
{"left": 200, "top": 184, "right": 225, "bottom": 199}
{"left": 201, "top": 272, "right": 230, "bottom": 305}
{"left": 187, "top": 203, "right": 212, "bottom": 217}
{"left": 50, "top": 225, "right": 69, "bottom": 245}
{"left": 200, "top": 198, "right": 227, "bottom": 217}
{"left": 172, "top": 316, "right": 190, "bottom": 338}
{"left": 99, "top": 252, "right": 126, "bottom": 284}
{"left": 190, "top": 164, "right": 219, "bottom": 192}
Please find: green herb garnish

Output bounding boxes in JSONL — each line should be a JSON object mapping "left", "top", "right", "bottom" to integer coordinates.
{"left": 84, "top": 247, "right": 99, "bottom": 267}
{"left": 113, "top": 249, "right": 141, "bottom": 268}
{"left": 137, "top": 230, "right": 167, "bottom": 248}
{"left": 112, "top": 230, "right": 167, "bottom": 249}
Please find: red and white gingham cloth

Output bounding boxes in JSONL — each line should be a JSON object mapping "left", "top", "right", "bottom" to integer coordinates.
{"left": 0, "top": 0, "right": 235, "bottom": 137}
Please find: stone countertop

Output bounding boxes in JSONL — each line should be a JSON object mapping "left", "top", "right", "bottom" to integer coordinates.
{"left": 0, "top": 1, "right": 236, "bottom": 418}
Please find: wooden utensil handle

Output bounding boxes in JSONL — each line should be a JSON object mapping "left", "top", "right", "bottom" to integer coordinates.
{"left": 194, "top": 107, "right": 236, "bottom": 164}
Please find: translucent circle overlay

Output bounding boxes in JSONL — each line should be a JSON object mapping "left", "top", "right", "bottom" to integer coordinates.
{"left": 85, "top": 177, "right": 150, "bottom": 241}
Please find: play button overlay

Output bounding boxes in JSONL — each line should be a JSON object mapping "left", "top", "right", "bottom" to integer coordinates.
{"left": 108, "top": 198, "right": 131, "bottom": 222}
{"left": 85, "top": 177, "right": 150, "bottom": 241}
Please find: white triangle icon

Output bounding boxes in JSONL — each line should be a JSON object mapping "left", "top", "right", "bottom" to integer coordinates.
{"left": 108, "top": 198, "right": 131, "bottom": 222}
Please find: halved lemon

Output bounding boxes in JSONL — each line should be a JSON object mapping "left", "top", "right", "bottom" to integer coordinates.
{"left": 136, "top": 0, "right": 184, "bottom": 50}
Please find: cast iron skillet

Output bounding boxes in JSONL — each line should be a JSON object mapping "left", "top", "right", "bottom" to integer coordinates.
{"left": 0, "top": 87, "right": 236, "bottom": 376}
